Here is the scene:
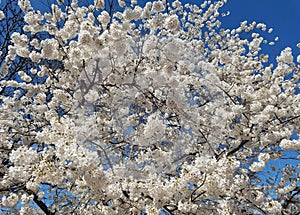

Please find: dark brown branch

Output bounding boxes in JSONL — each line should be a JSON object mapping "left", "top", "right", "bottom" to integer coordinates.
{"left": 191, "top": 174, "right": 206, "bottom": 203}
{"left": 24, "top": 188, "right": 55, "bottom": 215}
{"left": 282, "top": 187, "right": 300, "bottom": 210}
{"left": 280, "top": 115, "right": 300, "bottom": 124}
{"left": 198, "top": 129, "right": 218, "bottom": 158}
{"left": 227, "top": 139, "right": 250, "bottom": 157}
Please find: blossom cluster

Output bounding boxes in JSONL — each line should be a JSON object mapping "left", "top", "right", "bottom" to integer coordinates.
{"left": 0, "top": 0, "right": 299, "bottom": 214}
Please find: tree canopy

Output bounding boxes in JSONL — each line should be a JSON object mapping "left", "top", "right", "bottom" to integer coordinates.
{"left": 0, "top": 0, "right": 299, "bottom": 214}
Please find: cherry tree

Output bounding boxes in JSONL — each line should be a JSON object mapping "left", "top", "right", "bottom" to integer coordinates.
{"left": 0, "top": 0, "right": 299, "bottom": 214}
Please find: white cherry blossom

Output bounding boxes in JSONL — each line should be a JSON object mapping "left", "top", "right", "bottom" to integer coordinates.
{"left": 0, "top": 0, "right": 299, "bottom": 214}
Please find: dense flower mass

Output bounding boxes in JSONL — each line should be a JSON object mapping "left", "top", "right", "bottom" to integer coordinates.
{"left": 0, "top": 0, "right": 299, "bottom": 214}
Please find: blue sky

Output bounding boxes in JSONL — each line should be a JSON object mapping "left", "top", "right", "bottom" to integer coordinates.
{"left": 220, "top": 0, "right": 300, "bottom": 58}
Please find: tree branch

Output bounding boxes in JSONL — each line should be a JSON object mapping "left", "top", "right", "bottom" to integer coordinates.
{"left": 24, "top": 188, "right": 55, "bottom": 215}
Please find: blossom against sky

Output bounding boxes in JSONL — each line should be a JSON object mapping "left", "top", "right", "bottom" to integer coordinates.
{"left": 9, "top": 0, "right": 299, "bottom": 58}
{"left": 220, "top": 0, "right": 300, "bottom": 57}
{"left": 137, "top": 0, "right": 300, "bottom": 58}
